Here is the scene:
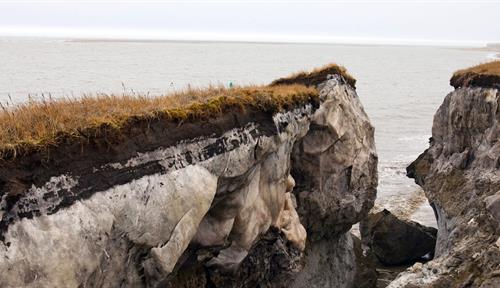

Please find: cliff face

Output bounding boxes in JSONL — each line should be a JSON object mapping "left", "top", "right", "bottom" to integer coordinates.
{"left": 0, "top": 74, "right": 377, "bottom": 287}
{"left": 391, "top": 84, "right": 500, "bottom": 287}
{"left": 290, "top": 79, "right": 377, "bottom": 287}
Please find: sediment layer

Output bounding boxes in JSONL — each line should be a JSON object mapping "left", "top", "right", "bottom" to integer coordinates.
{"left": 0, "top": 70, "right": 377, "bottom": 287}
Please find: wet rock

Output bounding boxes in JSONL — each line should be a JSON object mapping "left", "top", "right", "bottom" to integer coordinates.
{"left": 362, "top": 209, "right": 437, "bottom": 266}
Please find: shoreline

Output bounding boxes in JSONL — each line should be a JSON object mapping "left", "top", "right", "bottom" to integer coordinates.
{"left": 0, "top": 35, "right": 487, "bottom": 49}
{"left": 488, "top": 52, "right": 500, "bottom": 60}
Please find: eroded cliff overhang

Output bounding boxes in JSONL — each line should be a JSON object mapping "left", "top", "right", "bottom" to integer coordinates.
{"left": 450, "top": 60, "right": 500, "bottom": 89}
{"left": 395, "top": 63, "right": 500, "bottom": 288}
{"left": 0, "top": 70, "right": 377, "bottom": 287}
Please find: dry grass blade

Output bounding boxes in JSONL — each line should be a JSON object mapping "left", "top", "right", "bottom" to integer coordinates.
{"left": 270, "top": 63, "right": 356, "bottom": 88}
{"left": 0, "top": 84, "right": 318, "bottom": 159}
{"left": 453, "top": 60, "right": 500, "bottom": 76}
{"left": 451, "top": 60, "right": 500, "bottom": 89}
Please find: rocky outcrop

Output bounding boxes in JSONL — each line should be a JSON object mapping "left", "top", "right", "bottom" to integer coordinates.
{"left": 362, "top": 209, "right": 437, "bottom": 266}
{"left": 289, "top": 77, "right": 378, "bottom": 287}
{"left": 0, "top": 73, "right": 377, "bottom": 287}
{"left": 390, "top": 82, "right": 500, "bottom": 287}
{"left": 450, "top": 60, "right": 500, "bottom": 90}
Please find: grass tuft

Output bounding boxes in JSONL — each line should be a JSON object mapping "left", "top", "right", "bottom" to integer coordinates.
{"left": 451, "top": 60, "right": 500, "bottom": 89}
{"left": 453, "top": 60, "right": 500, "bottom": 76}
{"left": 0, "top": 84, "right": 317, "bottom": 159}
{"left": 270, "top": 63, "right": 356, "bottom": 88}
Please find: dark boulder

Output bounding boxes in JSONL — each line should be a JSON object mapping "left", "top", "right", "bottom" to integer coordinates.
{"left": 163, "top": 227, "right": 304, "bottom": 288}
{"left": 361, "top": 209, "right": 437, "bottom": 266}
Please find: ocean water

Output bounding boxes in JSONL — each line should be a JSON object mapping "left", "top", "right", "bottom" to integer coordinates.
{"left": 0, "top": 38, "right": 493, "bottom": 226}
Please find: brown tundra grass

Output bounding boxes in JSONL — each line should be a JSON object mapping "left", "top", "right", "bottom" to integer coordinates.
{"left": 270, "top": 63, "right": 356, "bottom": 88}
{"left": 450, "top": 60, "right": 500, "bottom": 88}
{"left": 453, "top": 60, "right": 500, "bottom": 77}
{"left": 0, "top": 84, "right": 317, "bottom": 159}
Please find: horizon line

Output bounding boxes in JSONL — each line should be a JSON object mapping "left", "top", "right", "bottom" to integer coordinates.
{"left": 0, "top": 26, "right": 494, "bottom": 48}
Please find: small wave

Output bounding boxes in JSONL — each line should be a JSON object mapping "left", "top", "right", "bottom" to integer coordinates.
{"left": 373, "top": 188, "right": 428, "bottom": 220}
{"left": 379, "top": 165, "right": 407, "bottom": 178}
{"left": 397, "top": 134, "right": 431, "bottom": 143}
{"left": 378, "top": 157, "right": 420, "bottom": 178}
{"left": 487, "top": 53, "right": 500, "bottom": 60}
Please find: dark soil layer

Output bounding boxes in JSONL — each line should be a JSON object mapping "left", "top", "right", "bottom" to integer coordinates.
{"left": 0, "top": 86, "right": 317, "bottom": 160}
{"left": 450, "top": 73, "right": 500, "bottom": 89}
{"left": 450, "top": 60, "right": 500, "bottom": 89}
{"left": 0, "top": 103, "right": 318, "bottom": 241}
{"left": 271, "top": 64, "right": 356, "bottom": 88}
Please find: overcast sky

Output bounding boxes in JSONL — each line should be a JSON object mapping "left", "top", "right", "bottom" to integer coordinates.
{"left": 0, "top": 0, "right": 499, "bottom": 46}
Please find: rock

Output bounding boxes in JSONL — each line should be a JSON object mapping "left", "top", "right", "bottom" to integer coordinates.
{"left": 207, "top": 227, "right": 305, "bottom": 288}
{"left": 485, "top": 191, "right": 500, "bottom": 223}
{"left": 166, "top": 227, "right": 304, "bottom": 288}
{"left": 0, "top": 73, "right": 377, "bottom": 287}
{"left": 352, "top": 234, "right": 378, "bottom": 288}
{"left": 290, "top": 75, "right": 378, "bottom": 287}
{"left": 390, "top": 83, "right": 500, "bottom": 287}
{"left": 362, "top": 209, "right": 437, "bottom": 266}
{"left": 291, "top": 78, "right": 377, "bottom": 288}
{"left": 291, "top": 233, "right": 357, "bottom": 288}
{"left": 291, "top": 77, "right": 378, "bottom": 241}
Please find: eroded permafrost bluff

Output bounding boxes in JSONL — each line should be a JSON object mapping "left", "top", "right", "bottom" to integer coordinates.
{"left": 0, "top": 65, "right": 377, "bottom": 287}
{"left": 389, "top": 61, "right": 500, "bottom": 288}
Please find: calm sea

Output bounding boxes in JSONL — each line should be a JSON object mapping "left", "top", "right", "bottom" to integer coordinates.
{"left": 0, "top": 38, "right": 493, "bottom": 226}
